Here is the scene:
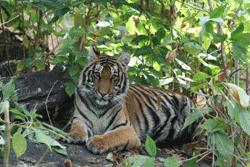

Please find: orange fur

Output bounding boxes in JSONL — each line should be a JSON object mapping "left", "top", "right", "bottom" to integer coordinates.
{"left": 87, "top": 126, "right": 141, "bottom": 153}
{"left": 69, "top": 122, "right": 86, "bottom": 137}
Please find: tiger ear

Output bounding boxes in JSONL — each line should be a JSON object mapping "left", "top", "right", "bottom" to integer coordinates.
{"left": 88, "top": 45, "right": 100, "bottom": 63}
{"left": 118, "top": 53, "right": 131, "bottom": 69}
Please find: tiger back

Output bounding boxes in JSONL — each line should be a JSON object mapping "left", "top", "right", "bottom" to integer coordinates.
{"left": 68, "top": 47, "right": 196, "bottom": 154}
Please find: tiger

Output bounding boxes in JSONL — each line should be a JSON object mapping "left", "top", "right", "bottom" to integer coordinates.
{"left": 68, "top": 46, "right": 197, "bottom": 154}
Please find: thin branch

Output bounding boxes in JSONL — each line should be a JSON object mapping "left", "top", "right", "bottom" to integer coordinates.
{"left": 45, "top": 80, "right": 59, "bottom": 126}
{"left": 0, "top": 15, "right": 19, "bottom": 27}
{"left": 246, "top": 67, "right": 250, "bottom": 94}
{"left": 229, "top": 67, "right": 246, "bottom": 79}
{"left": 3, "top": 101, "right": 10, "bottom": 167}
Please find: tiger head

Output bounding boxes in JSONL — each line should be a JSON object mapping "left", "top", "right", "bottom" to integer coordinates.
{"left": 78, "top": 46, "right": 131, "bottom": 106}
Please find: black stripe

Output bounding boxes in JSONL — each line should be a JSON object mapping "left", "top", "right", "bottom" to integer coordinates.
{"left": 152, "top": 119, "right": 168, "bottom": 140}
{"left": 75, "top": 103, "right": 93, "bottom": 128}
{"left": 132, "top": 92, "right": 149, "bottom": 133}
{"left": 130, "top": 86, "right": 160, "bottom": 129}
{"left": 118, "top": 74, "right": 128, "bottom": 95}
{"left": 76, "top": 88, "right": 98, "bottom": 117}
{"left": 82, "top": 63, "right": 95, "bottom": 82}
{"left": 166, "top": 116, "right": 178, "bottom": 140}
{"left": 98, "top": 103, "right": 117, "bottom": 118}
{"left": 152, "top": 104, "right": 172, "bottom": 140}
{"left": 171, "top": 95, "right": 179, "bottom": 109}
{"left": 87, "top": 129, "right": 92, "bottom": 137}
{"left": 110, "top": 119, "right": 128, "bottom": 131}
{"left": 135, "top": 114, "right": 142, "bottom": 132}
{"left": 105, "top": 108, "right": 122, "bottom": 131}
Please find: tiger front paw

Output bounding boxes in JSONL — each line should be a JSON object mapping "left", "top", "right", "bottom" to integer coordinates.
{"left": 67, "top": 135, "right": 87, "bottom": 144}
{"left": 86, "top": 135, "right": 109, "bottom": 154}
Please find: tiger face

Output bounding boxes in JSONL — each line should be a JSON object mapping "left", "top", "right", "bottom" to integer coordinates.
{"left": 78, "top": 47, "right": 131, "bottom": 106}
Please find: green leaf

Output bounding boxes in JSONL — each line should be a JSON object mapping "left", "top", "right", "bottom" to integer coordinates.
{"left": 126, "top": 155, "right": 148, "bottom": 166}
{"left": 12, "top": 133, "right": 27, "bottom": 158}
{"left": 34, "top": 129, "right": 67, "bottom": 155}
{"left": 159, "top": 156, "right": 180, "bottom": 167}
{"left": 52, "top": 145, "right": 67, "bottom": 156}
{"left": 153, "top": 62, "right": 161, "bottom": 71}
{"left": 134, "top": 46, "right": 153, "bottom": 56}
{"left": 145, "top": 136, "right": 156, "bottom": 157}
{"left": 224, "top": 99, "right": 241, "bottom": 122}
{"left": 144, "top": 157, "right": 155, "bottom": 167}
{"left": 126, "top": 16, "right": 137, "bottom": 35}
{"left": 69, "top": 66, "right": 79, "bottom": 77}
{"left": 192, "top": 72, "right": 210, "bottom": 81}
{"left": 156, "top": 28, "right": 165, "bottom": 41}
{"left": 2, "top": 80, "right": 17, "bottom": 101}
{"left": 232, "top": 41, "right": 248, "bottom": 62}
{"left": 239, "top": 111, "right": 250, "bottom": 135}
{"left": 183, "top": 107, "right": 212, "bottom": 129}
{"left": 132, "top": 35, "right": 150, "bottom": 44}
{"left": 65, "top": 82, "right": 75, "bottom": 96}
{"left": 183, "top": 42, "right": 203, "bottom": 55}
{"left": 213, "top": 33, "right": 227, "bottom": 43}
{"left": 34, "top": 59, "right": 45, "bottom": 69}
{"left": 231, "top": 23, "right": 244, "bottom": 40}
{"left": 210, "top": 5, "right": 226, "bottom": 18}
{"left": 200, "top": 118, "right": 226, "bottom": 133}
{"left": 208, "top": 132, "right": 234, "bottom": 160}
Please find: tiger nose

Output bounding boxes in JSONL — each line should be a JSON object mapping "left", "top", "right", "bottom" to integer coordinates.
{"left": 99, "top": 91, "right": 108, "bottom": 98}
{"left": 100, "top": 92, "right": 106, "bottom": 97}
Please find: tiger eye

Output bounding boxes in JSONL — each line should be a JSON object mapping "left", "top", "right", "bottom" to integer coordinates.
{"left": 111, "top": 75, "right": 119, "bottom": 82}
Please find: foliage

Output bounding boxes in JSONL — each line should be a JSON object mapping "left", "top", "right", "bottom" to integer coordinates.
{"left": 0, "top": 80, "right": 68, "bottom": 159}
{"left": 0, "top": 0, "right": 250, "bottom": 166}
{"left": 125, "top": 136, "right": 180, "bottom": 167}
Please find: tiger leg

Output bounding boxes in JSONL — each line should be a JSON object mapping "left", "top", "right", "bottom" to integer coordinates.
{"left": 68, "top": 118, "right": 88, "bottom": 144}
{"left": 86, "top": 126, "right": 141, "bottom": 154}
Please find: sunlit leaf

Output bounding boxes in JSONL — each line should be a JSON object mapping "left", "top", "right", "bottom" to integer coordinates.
{"left": 145, "top": 136, "right": 156, "bottom": 157}
{"left": 192, "top": 71, "right": 210, "bottom": 81}
{"left": 12, "top": 133, "right": 27, "bottom": 158}
{"left": 96, "top": 21, "right": 112, "bottom": 28}
{"left": 159, "top": 156, "right": 180, "bottom": 167}
{"left": 160, "top": 77, "right": 174, "bottom": 86}
{"left": 224, "top": 83, "right": 250, "bottom": 108}
{"left": 199, "top": 16, "right": 224, "bottom": 26}
{"left": 0, "top": 135, "right": 5, "bottom": 145}
{"left": 175, "top": 59, "right": 191, "bottom": 71}
{"left": 239, "top": 111, "right": 250, "bottom": 135}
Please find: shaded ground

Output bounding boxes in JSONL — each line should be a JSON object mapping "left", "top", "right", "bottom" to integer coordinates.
{"left": 0, "top": 140, "right": 211, "bottom": 167}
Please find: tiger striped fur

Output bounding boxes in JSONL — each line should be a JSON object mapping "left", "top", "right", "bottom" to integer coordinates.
{"left": 69, "top": 47, "right": 196, "bottom": 154}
